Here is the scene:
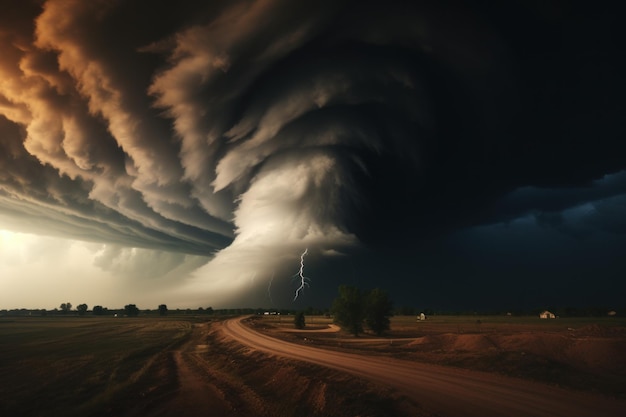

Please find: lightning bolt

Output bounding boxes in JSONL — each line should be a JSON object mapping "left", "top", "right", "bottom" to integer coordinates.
{"left": 292, "top": 248, "right": 310, "bottom": 301}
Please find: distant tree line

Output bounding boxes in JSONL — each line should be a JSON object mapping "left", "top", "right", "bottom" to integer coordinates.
{"left": 1, "top": 303, "right": 623, "bottom": 318}
{"left": 0, "top": 305, "right": 286, "bottom": 317}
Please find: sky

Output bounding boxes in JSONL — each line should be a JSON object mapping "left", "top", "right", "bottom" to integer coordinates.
{"left": 1, "top": 0, "right": 625, "bottom": 311}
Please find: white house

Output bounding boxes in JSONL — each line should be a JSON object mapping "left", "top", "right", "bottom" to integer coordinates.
{"left": 539, "top": 310, "right": 556, "bottom": 319}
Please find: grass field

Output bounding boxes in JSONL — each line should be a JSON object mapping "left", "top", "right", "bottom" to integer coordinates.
{"left": 0, "top": 317, "right": 194, "bottom": 417}
{"left": 1, "top": 314, "right": 424, "bottom": 417}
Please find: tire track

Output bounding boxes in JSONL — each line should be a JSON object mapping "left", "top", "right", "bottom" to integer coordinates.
{"left": 221, "top": 316, "right": 626, "bottom": 417}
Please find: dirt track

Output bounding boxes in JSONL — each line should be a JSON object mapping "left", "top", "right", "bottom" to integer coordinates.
{"left": 145, "top": 321, "right": 284, "bottom": 417}
{"left": 137, "top": 320, "right": 422, "bottom": 417}
{"left": 221, "top": 316, "right": 626, "bottom": 417}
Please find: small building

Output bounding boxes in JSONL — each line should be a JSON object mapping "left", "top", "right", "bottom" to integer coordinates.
{"left": 539, "top": 310, "right": 555, "bottom": 319}
{"left": 417, "top": 312, "right": 426, "bottom": 321}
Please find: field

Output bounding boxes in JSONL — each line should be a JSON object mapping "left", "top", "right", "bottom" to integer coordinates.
{"left": 1, "top": 314, "right": 625, "bottom": 416}
{"left": 0, "top": 317, "right": 193, "bottom": 417}
{"left": 254, "top": 314, "right": 626, "bottom": 397}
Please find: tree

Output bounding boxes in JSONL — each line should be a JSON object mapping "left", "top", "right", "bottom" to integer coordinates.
{"left": 124, "top": 304, "right": 139, "bottom": 317}
{"left": 158, "top": 304, "right": 168, "bottom": 316}
{"left": 294, "top": 311, "right": 306, "bottom": 329}
{"left": 93, "top": 305, "right": 106, "bottom": 316}
{"left": 364, "top": 288, "right": 393, "bottom": 336}
{"left": 77, "top": 304, "right": 88, "bottom": 316}
{"left": 60, "top": 302, "right": 72, "bottom": 314}
{"left": 331, "top": 285, "right": 364, "bottom": 336}
{"left": 331, "top": 286, "right": 394, "bottom": 336}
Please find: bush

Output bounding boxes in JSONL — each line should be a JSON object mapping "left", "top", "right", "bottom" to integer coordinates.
{"left": 294, "top": 311, "right": 306, "bottom": 329}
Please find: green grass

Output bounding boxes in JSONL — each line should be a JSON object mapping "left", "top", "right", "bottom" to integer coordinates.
{"left": 0, "top": 317, "right": 194, "bottom": 417}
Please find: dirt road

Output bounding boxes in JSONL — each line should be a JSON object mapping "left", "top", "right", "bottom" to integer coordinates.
{"left": 221, "top": 316, "right": 626, "bottom": 417}
{"left": 149, "top": 323, "right": 236, "bottom": 417}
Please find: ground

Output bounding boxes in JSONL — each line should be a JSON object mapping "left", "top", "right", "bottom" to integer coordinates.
{"left": 1, "top": 315, "right": 624, "bottom": 417}
{"left": 251, "top": 315, "right": 626, "bottom": 399}
{"left": 139, "top": 315, "right": 626, "bottom": 416}
{"left": 143, "top": 319, "right": 429, "bottom": 417}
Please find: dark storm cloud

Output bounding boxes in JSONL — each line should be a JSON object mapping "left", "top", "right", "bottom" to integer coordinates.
{"left": 346, "top": 0, "right": 626, "bottom": 246}
{"left": 0, "top": 0, "right": 235, "bottom": 254}
{"left": 1, "top": 0, "right": 625, "bottom": 307}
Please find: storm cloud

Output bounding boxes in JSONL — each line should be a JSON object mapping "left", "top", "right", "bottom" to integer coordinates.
{"left": 1, "top": 0, "right": 625, "bottom": 309}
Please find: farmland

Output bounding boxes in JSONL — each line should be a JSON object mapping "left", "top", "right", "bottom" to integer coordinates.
{"left": 0, "top": 317, "right": 192, "bottom": 416}
{"left": 1, "top": 314, "right": 625, "bottom": 416}
{"left": 253, "top": 314, "right": 626, "bottom": 397}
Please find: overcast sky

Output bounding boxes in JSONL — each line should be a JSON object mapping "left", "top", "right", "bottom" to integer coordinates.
{"left": 1, "top": 0, "right": 625, "bottom": 311}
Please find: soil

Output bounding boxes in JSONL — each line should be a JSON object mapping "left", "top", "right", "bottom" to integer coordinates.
{"left": 250, "top": 319, "right": 626, "bottom": 400}
{"left": 121, "top": 320, "right": 428, "bottom": 417}
{"left": 116, "top": 317, "right": 626, "bottom": 417}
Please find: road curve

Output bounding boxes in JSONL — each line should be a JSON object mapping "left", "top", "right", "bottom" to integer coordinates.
{"left": 221, "top": 316, "right": 625, "bottom": 417}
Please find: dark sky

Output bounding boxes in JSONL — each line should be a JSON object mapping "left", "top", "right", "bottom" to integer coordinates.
{"left": 0, "top": 0, "right": 624, "bottom": 310}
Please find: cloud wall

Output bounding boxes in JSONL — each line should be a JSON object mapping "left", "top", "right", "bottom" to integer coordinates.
{"left": 1, "top": 0, "right": 625, "bottom": 307}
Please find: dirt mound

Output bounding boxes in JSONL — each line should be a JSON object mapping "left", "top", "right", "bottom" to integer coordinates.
{"left": 494, "top": 332, "right": 571, "bottom": 358}
{"left": 408, "top": 335, "right": 443, "bottom": 350}
{"left": 572, "top": 324, "right": 626, "bottom": 338}
{"left": 565, "top": 338, "right": 626, "bottom": 373}
{"left": 409, "top": 333, "right": 497, "bottom": 352}
{"left": 399, "top": 328, "right": 626, "bottom": 398}
{"left": 451, "top": 334, "right": 498, "bottom": 351}
{"left": 423, "top": 331, "right": 625, "bottom": 373}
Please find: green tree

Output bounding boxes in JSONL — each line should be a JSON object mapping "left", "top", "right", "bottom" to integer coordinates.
{"left": 124, "top": 304, "right": 139, "bottom": 317}
{"left": 92, "top": 305, "right": 105, "bottom": 316}
{"left": 158, "top": 304, "right": 168, "bottom": 316}
{"left": 60, "top": 302, "right": 72, "bottom": 314}
{"left": 294, "top": 311, "right": 306, "bottom": 329}
{"left": 77, "top": 304, "right": 88, "bottom": 316}
{"left": 364, "top": 288, "right": 393, "bottom": 336}
{"left": 331, "top": 285, "right": 364, "bottom": 336}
